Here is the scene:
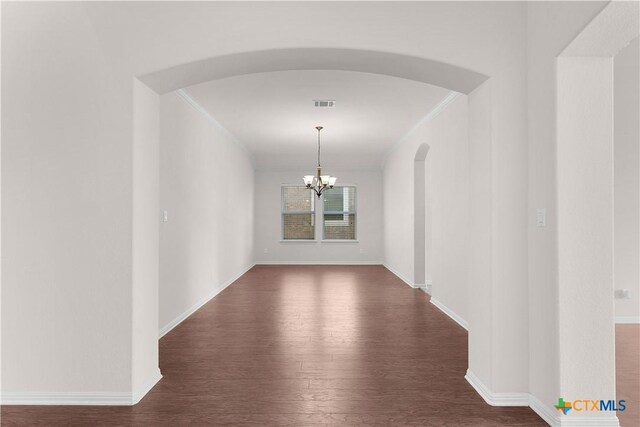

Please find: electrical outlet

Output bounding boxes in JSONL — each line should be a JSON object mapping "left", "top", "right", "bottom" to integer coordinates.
{"left": 263, "top": 248, "right": 268, "bottom": 253}
{"left": 615, "top": 289, "right": 631, "bottom": 299}
{"left": 162, "top": 210, "right": 169, "bottom": 222}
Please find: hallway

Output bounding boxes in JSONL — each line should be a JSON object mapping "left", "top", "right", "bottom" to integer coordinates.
{"left": 2, "top": 265, "right": 546, "bottom": 426}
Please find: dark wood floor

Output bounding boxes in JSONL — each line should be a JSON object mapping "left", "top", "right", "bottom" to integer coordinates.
{"left": 1, "top": 265, "right": 635, "bottom": 426}
{"left": 616, "top": 323, "right": 640, "bottom": 427}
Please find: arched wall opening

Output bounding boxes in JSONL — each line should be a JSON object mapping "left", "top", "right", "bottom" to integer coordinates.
{"left": 139, "top": 48, "right": 488, "bottom": 95}
{"left": 133, "top": 46, "right": 494, "bottom": 405}
{"left": 414, "top": 143, "right": 430, "bottom": 291}
{"left": 135, "top": 47, "right": 490, "bottom": 336}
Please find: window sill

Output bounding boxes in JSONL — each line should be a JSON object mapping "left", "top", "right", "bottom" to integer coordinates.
{"left": 278, "top": 240, "right": 359, "bottom": 243}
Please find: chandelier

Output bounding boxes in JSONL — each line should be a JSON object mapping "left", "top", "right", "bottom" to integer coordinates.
{"left": 303, "top": 126, "right": 337, "bottom": 198}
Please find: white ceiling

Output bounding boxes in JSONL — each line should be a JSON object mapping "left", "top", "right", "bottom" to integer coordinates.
{"left": 77, "top": 1, "right": 529, "bottom": 170}
{"left": 184, "top": 70, "right": 452, "bottom": 169}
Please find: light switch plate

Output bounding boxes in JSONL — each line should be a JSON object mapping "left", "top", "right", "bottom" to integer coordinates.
{"left": 536, "top": 208, "right": 546, "bottom": 227}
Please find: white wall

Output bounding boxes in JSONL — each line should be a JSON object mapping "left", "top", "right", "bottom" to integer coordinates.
{"left": 1, "top": 0, "right": 4, "bottom": 397}
{"left": 526, "top": 0, "right": 608, "bottom": 411}
{"left": 159, "top": 92, "right": 254, "bottom": 333}
{"left": 132, "top": 80, "right": 161, "bottom": 394}
{"left": 487, "top": 60, "right": 530, "bottom": 395}
{"left": 414, "top": 153, "right": 426, "bottom": 286}
{"left": 557, "top": 56, "right": 616, "bottom": 410}
{"left": 466, "top": 56, "right": 531, "bottom": 397}
{"left": 253, "top": 169, "right": 382, "bottom": 264}
{"left": 383, "top": 94, "right": 469, "bottom": 322}
{"left": 2, "top": 2, "right": 136, "bottom": 394}
{"left": 614, "top": 37, "right": 639, "bottom": 322}
{"left": 423, "top": 98, "right": 470, "bottom": 322}
{"left": 467, "top": 81, "right": 493, "bottom": 386}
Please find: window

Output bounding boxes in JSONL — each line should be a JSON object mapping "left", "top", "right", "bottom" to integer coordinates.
{"left": 323, "top": 186, "right": 356, "bottom": 240}
{"left": 281, "top": 185, "right": 357, "bottom": 241}
{"left": 281, "top": 186, "right": 315, "bottom": 240}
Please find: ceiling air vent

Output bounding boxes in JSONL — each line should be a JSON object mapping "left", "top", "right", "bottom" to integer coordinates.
{"left": 314, "top": 100, "right": 336, "bottom": 108}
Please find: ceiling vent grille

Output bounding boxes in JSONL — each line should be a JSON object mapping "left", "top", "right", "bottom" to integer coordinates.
{"left": 314, "top": 100, "right": 336, "bottom": 108}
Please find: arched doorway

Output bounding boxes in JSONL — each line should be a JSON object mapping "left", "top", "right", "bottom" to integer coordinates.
{"left": 414, "top": 143, "right": 430, "bottom": 291}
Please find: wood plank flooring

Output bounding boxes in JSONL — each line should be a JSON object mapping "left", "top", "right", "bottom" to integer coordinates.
{"left": 1, "top": 265, "right": 635, "bottom": 426}
{"left": 616, "top": 323, "right": 640, "bottom": 427}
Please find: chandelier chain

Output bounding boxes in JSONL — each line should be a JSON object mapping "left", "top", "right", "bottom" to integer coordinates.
{"left": 316, "top": 126, "right": 323, "bottom": 166}
{"left": 304, "top": 126, "right": 335, "bottom": 198}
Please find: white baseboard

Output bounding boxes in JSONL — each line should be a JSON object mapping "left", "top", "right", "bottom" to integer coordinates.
{"left": 431, "top": 297, "right": 468, "bottom": 330}
{"left": 159, "top": 263, "right": 255, "bottom": 338}
{"left": 528, "top": 393, "right": 619, "bottom": 427}
{"left": 414, "top": 280, "right": 432, "bottom": 293}
{"left": 132, "top": 368, "right": 162, "bottom": 405}
{"left": 529, "top": 394, "right": 561, "bottom": 426}
{"left": 1, "top": 368, "right": 162, "bottom": 406}
{"left": 256, "top": 261, "right": 383, "bottom": 265}
{"left": 1, "top": 391, "right": 133, "bottom": 406}
{"left": 465, "top": 369, "right": 529, "bottom": 406}
{"left": 383, "top": 264, "right": 417, "bottom": 288}
{"left": 544, "top": 405, "right": 620, "bottom": 427}
{"left": 615, "top": 316, "right": 640, "bottom": 324}
{"left": 466, "top": 374, "right": 620, "bottom": 427}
